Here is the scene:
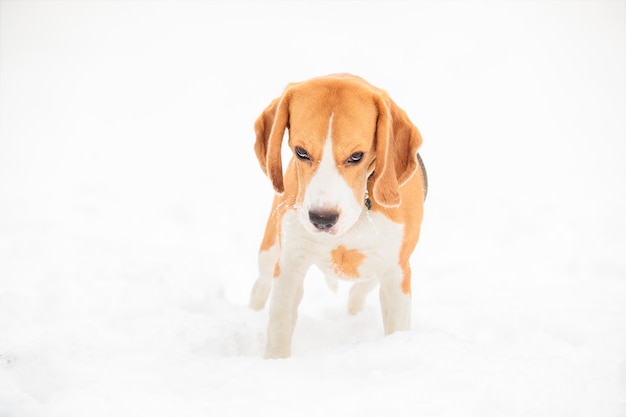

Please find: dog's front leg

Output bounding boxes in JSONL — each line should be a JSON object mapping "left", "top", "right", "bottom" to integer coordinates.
{"left": 264, "top": 259, "right": 307, "bottom": 359}
{"left": 379, "top": 267, "right": 411, "bottom": 334}
{"left": 249, "top": 243, "right": 280, "bottom": 311}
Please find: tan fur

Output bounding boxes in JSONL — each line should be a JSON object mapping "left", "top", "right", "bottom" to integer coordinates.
{"left": 255, "top": 74, "right": 425, "bottom": 294}
{"left": 251, "top": 74, "right": 426, "bottom": 357}
{"left": 255, "top": 74, "right": 423, "bottom": 209}
{"left": 331, "top": 245, "right": 366, "bottom": 278}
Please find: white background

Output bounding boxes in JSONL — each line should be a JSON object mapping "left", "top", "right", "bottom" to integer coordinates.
{"left": 1, "top": 1, "right": 625, "bottom": 416}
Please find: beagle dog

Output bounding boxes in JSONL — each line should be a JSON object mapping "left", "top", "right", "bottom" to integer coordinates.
{"left": 249, "top": 74, "right": 427, "bottom": 358}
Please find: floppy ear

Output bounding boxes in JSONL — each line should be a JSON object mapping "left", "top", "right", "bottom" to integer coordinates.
{"left": 254, "top": 91, "right": 292, "bottom": 194}
{"left": 371, "top": 93, "right": 423, "bottom": 208}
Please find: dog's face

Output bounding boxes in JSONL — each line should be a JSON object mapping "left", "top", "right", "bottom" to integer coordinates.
{"left": 287, "top": 88, "right": 377, "bottom": 235}
{"left": 254, "top": 74, "right": 423, "bottom": 236}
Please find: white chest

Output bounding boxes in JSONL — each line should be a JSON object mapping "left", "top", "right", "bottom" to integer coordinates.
{"left": 280, "top": 209, "right": 404, "bottom": 281}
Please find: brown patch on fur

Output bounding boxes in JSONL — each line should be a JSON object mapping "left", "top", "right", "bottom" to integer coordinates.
{"left": 371, "top": 91, "right": 423, "bottom": 208}
{"left": 330, "top": 245, "right": 366, "bottom": 278}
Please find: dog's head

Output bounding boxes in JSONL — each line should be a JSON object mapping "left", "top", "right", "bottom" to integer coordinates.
{"left": 254, "top": 74, "right": 422, "bottom": 236}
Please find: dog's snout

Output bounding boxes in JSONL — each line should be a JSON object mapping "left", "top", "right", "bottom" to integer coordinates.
{"left": 309, "top": 210, "right": 339, "bottom": 231}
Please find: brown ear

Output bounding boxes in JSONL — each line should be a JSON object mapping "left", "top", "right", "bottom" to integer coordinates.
{"left": 372, "top": 93, "right": 423, "bottom": 208}
{"left": 254, "top": 91, "right": 292, "bottom": 194}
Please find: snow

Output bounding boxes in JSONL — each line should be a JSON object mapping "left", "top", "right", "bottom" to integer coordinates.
{"left": 1, "top": 1, "right": 625, "bottom": 416}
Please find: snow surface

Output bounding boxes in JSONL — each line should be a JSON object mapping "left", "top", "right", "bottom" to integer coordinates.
{"left": 1, "top": 1, "right": 625, "bottom": 416}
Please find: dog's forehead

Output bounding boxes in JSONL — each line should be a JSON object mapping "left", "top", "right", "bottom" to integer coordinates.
{"left": 288, "top": 79, "right": 378, "bottom": 147}
{"left": 291, "top": 79, "right": 377, "bottom": 116}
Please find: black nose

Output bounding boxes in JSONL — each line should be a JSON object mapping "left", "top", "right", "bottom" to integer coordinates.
{"left": 309, "top": 210, "right": 339, "bottom": 230}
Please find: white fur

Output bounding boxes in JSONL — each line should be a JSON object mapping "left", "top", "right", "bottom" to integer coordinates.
{"left": 251, "top": 208, "right": 411, "bottom": 358}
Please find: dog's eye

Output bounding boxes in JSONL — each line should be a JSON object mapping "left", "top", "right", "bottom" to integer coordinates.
{"left": 347, "top": 152, "right": 364, "bottom": 165}
{"left": 295, "top": 147, "right": 311, "bottom": 161}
